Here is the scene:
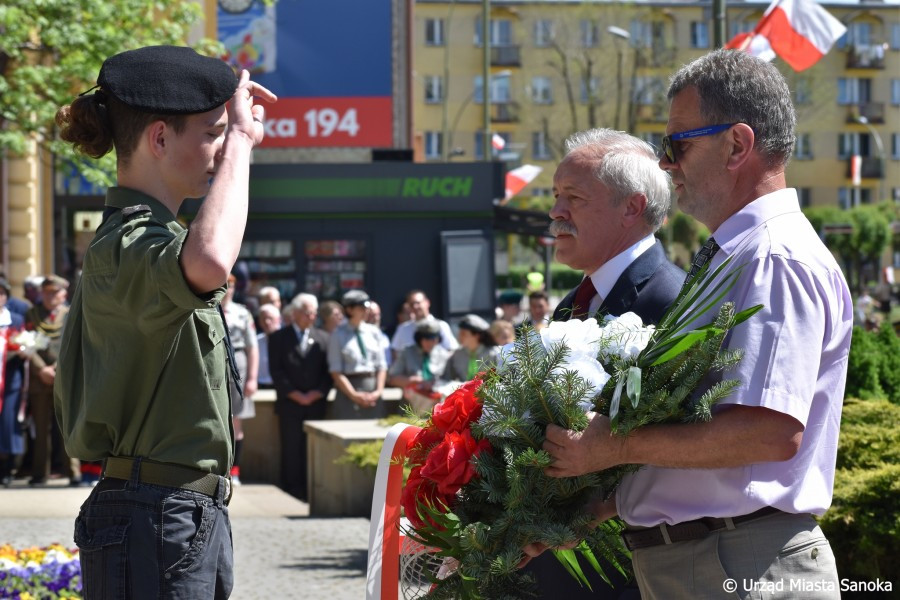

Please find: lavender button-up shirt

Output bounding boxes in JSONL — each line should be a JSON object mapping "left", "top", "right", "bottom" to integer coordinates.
{"left": 616, "top": 188, "right": 853, "bottom": 527}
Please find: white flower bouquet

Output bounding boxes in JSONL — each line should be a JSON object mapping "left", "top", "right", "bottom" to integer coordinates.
{"left": 9, "top": 330, "right": 50, "bottom": 358}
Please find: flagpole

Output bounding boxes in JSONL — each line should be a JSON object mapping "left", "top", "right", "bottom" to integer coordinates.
{"left": 482, "top": 0, "right": 492, "bottom": 162}
{"left": 714, "top": 0, "right": 727, "bottom": 47}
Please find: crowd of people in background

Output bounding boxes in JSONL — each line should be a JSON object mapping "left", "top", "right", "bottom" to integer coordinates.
{"left": 3, "top": 262, "right": 895, "bottom": 501}
{"left": 0, "top": 257, "right": 569, "bottom": 498}
{"left": 0, "top": 249, "right": 573, "bottom": 499}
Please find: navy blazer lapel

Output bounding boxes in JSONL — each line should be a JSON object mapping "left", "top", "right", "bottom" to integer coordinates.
{"left": 552, "top": 287, "right": 578, "bottom": 322}
{"left": 598, "top": 240, "right": 666, "bottom": 316}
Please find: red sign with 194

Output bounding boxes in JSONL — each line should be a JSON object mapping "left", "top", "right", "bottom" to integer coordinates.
{"left": 258, "top": 97, "right": 393, "bottom": 148}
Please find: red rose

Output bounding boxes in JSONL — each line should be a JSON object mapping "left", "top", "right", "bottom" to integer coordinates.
{"left": 402, "top": 466, "right": 451, "bottom": 530}
{"left": 432, "top": 377, "right": 484, "bottom": 434}
{"left": 406, "top": 425, "right": 444, "bottom": 465}
{"left": 420, "top": 430, "right": 491, "bottom": 496}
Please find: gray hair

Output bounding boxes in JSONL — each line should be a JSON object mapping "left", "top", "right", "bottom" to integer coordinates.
{"left": 290, "top": 293, "right": 318, "bottom": 313}
{"left": 563, "top": 128, "right": 671, "bottom": 231}
{"left": 259, "top": 303, "right": 281, "bottom": 318}
{"left": 668, "top": 49, "right": 795, "bottom": 168}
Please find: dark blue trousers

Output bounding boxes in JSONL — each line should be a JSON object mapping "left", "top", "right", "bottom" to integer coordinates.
{"left": 74, "top": 460, "right": 233, "bottom": 599}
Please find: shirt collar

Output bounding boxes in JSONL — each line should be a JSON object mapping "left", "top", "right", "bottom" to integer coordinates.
{"left": 713, "top": 188, "right": 800, "bottom": 257}
{"left": 292, "top": 323, "right": 305, "bottom": 338}
{"left": 105, "top": 187, "right": 177, "bottom": 224}
{"left": 587, "top": 234, "right": 657, "bottom": 299}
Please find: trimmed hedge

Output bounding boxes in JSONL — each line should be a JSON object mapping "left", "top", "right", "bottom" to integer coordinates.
{"left": 820, "top": 398, "right": 900, "bottom": 586}
{"left": 496, "top": 264, "right": 583, "bottom": 292}
{"left": 845, "top": 323, "right": 900, "bottom": 404}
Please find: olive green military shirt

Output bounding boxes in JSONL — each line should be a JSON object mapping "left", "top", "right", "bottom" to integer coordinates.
{"left": 54, "top": 187, "right": 232, "bottom": 475}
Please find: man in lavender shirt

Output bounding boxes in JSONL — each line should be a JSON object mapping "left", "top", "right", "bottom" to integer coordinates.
{"left": 537, "top": 50, "right": 851, "bottom": 598}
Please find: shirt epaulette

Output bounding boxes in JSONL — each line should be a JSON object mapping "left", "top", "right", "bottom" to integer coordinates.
{"left": 121, "top": 204, "right": 152, "bottom": 221}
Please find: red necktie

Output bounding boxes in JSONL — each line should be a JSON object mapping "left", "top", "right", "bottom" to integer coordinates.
{"left": 571, "top": 277, "right": 597, "bottom": 320}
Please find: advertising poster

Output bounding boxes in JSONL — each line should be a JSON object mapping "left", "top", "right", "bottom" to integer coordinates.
{"left": 218, "top": 0, "right": 394, "bottom": 148}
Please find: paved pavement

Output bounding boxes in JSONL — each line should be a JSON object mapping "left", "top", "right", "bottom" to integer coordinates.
{"left": 0, "top": 479, "right": 372, "bottom": 599}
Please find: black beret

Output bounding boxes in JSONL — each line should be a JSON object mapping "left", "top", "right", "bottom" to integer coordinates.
{"left": 98, "top": 46, "right": 238, "bottom": 115}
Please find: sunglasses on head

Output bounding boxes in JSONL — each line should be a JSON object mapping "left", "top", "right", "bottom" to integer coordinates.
{"left": 660, "top": 123, "right": 736, "bottom": 164}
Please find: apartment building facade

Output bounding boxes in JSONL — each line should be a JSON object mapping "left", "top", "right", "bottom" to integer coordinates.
{"left": 413, "top": 0, "right": 900, "bottom": 213}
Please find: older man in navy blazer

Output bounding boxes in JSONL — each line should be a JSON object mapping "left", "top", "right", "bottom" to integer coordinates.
{"left": 526, "top": 128, "right": 685, "bottom": 599}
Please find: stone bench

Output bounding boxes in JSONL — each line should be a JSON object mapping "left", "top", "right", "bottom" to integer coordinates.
{"left": 240, "top": 387, "right": 403, "bottom": 491}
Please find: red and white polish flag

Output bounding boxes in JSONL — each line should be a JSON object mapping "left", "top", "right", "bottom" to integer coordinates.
{"left": 725, "top": 0, "right": 846, "bottom": 71}
{"left": 504, "top": 164, "right": 542, "bottom": 202}
{"left": 491, "top": 133, "right": 506, "bottom": 151}
{"left": 850, "top": 155, "right": 862, "bottom": 186}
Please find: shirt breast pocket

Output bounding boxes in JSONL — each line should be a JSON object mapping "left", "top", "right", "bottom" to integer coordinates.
{"left": 195, "top": 310, "right": 226, "bottom": 391}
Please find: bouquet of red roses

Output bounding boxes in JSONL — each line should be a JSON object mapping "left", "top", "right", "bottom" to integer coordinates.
{"left": 402, "top": 378, "right": 491, "bottom": 531}
{"left": 399, "top": 258, "right": 762, "bottom": 600}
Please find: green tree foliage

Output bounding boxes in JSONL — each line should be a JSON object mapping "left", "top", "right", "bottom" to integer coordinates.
{"left": 845, "top": 324, "right": 900, "bottom": 404}
{"left": 819, "top": 399, "right": 900, "bottom": 587}
{"left": 0, "top": 0, "right": 218, "bottom": 185}
{"left": 845, "top": 326, "right": 884, "bottom": 400}
{"left": 803, "top": 205, "right": 891, "bottom": 291}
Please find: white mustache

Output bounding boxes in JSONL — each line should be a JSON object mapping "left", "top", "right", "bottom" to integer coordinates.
{"left": 549, "top": 220, "right": 578, "bottom": 237}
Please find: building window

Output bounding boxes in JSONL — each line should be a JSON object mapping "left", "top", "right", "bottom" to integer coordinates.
{"left": 730, "top": 19, "right": 756, "bottom": 39}
{"left": 794, "top": 134, "right": 813, "bottom": 159}
{"left": 837, "top": 78, "right": 871, "bottom": 105}
{"left": 580, "top": 20, "right": 599, "bottom": 47}
{"left": 632, "top": 76, "right": 666, "bottom": 105}
{"left": 532, "top": 131, "right": 551, "bottom": 160}
{"left": 891, "top": 23, "right": 900, "bottom": 50}
{"left": 837, "top": 21, "right": 872, "bottom": 48}
{"left": 794, "top": 77, "right": 813, "bottom": 105}
{"left": 630, "top": 19, "right": 667, "bottom": 48}
{"left": 838, "top": 133, "right": 872, "bottom": 159}
{"left": 839, "top": 187, "right": 872, "bottom": 209}
{"left": 424, "top": 131, "right": 442, "bottom": 160}
{"left": 531, "top": 76, "right": 553, "bottom": 105}
{"left": 579, "top": 77, "right": 600, "bottom": 104}
{"left": 892, "top": 79, "right": 900, "bottom": 105}
{"left": 474, "top": 132, "right": 484, "bottom": 161}
{"left": 797, "top": 188, "right": 812, "bottom": 208}
{"left": 424, "top": 76, "right": 443, "bottom": 104}
{"left": 534, "top": 20, "right": 555, "bottom": 47}
{"left": 691, "top": 22, "right": 710, "bottom": 48}
{"left": 475, "top": 18, "right": 512, "bottom": 47}
{"left": 893, "top": 133, "right": 900, "bottom": 160}
{"left": 474, "top": 75, "right": 511, "bottom": 104}
{"left": 425, "top": 18, "right": 444, "bottom": 46}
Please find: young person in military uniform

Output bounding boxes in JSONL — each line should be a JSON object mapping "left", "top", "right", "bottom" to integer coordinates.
{"left": 53, "top": 46, "right": 275, "bottom": 599}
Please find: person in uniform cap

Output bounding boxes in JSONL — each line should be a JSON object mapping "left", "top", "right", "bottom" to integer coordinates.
{"left": 327, "top": 289, "right": 388, "bottom": 419}
{"left": 53, "top": 45, "right": 276, "bottom": 598}
{"left": 445, "top": 314, "right": 498, "bottom": 382}
{"left": 497, "top": 290, "right": 524, "bottom": 325}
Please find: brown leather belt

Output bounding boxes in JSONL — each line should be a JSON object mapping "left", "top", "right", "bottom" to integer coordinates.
{"left": 103, "top": 456, "right": 232, "bottom": 505}
{"left": 621, "top": 506, "right": 782, "bottom": 551}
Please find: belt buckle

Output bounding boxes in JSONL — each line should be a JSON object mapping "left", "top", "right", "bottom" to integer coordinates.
{"left": 224, "top": 477, "right": 233, "bottom": 505}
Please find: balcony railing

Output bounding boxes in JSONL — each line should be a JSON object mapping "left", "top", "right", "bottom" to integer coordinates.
{"left": 491, "top": 45, "right": 521, "bottom": 67}
{"left": 845, "top": 156, "right": 884, "bottom": 179}
{"left": 846, "top": 102, "right": 885, "bottom": 124}
{"left": 635, "top": 46, "right": 677, "bottom": 69}
{"left": 846, "top": 44, "right": 885, "bottom": 69}
{"left": 491, "top": 101, "right": 520, "bottom": 123}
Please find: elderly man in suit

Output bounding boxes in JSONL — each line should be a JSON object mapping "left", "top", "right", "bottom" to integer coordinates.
{"left": 268, "top": 293, "right": 333, "bottom": 501}
{"left": 525, "top": 128, "right": 684, "bottom": 599}
{"left": 551, "top": 128, "right": 685, "bottom": 326}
